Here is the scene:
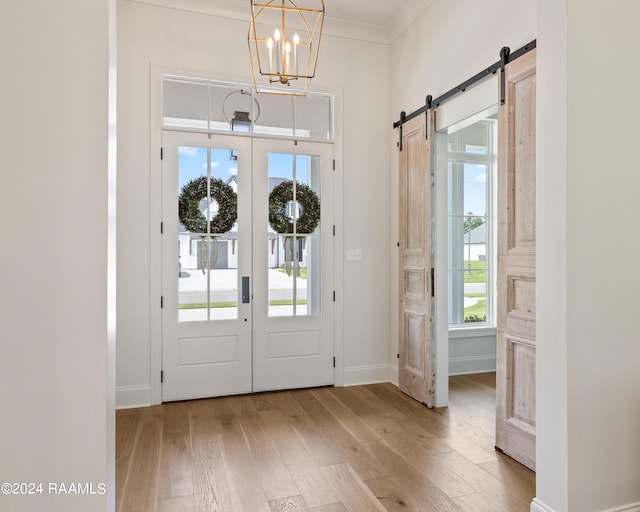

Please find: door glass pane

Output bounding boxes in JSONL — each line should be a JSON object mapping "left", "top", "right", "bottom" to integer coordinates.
{"left": 463, "top": 163, "right": 487, "bottom": 215}
{"left": 267, "top": 152, "right": 321, "bottom": 317}
{"left": 177, "top": 145, "right": 240, "bottom": 321}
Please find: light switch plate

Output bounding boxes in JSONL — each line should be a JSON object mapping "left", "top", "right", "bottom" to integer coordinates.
{"left": 346, "top": 249, "right": 362, "bottom": 261}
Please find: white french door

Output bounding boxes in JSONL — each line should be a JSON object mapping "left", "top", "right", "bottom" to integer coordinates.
{"left": 251, "top": 138, "right": 334, "bottom": 392}
{"left": 161, "top": 131, "right": 334, "bottom": 401}
{"left": 161, "top": 132, "right": 252, "bottom": 401}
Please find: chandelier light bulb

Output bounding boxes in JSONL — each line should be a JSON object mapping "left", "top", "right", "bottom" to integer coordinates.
{"left": 285, "top": 41, "right": 291, "bottom": 76}
{"left": 293, "top": 33, "right": 299, "bottom": 75}
{"left": 267, "top": 37, "right": 274, "bottom": 74}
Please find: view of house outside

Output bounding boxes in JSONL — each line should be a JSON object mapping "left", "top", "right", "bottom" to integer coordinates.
{"left": 176, "top": 146, "right": 319, "bottom": 321}
{"left": 448, "top": 119, "right": 495, "bottom": 325}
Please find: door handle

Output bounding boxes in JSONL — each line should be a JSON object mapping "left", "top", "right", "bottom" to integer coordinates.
{"left": 242, "top": 276, "right": 250, "bottom": 303}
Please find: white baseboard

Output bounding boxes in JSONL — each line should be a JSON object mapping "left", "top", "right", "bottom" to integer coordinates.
{"left": 343, "top": 364, "right": 391, "bottom": 387}
{"left": 116, "top": 385, "right": 151, "bottom": 409}
{"left": 602, "top": 502, "right": 640, "bottom": 512}
{"left": 531, "top": 498, "right": 640, "bottom": 512}
{"left": 118, "top": 368, "right": 394, "bottom": 408}
{"left": 449, "top": 355, "right": 496, "bottom": 376}
{"left": 389, "top": 362, "right": 399, "bottom": 386}
{"left": 531, "top": 498, "right": 556, "bottom": 512}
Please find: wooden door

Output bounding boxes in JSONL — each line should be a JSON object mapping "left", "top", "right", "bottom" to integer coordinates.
{"left": 399, "top": 112, "right": 435, "bottom": 407}
{"left": 496, "top": 49, "right": 537, "bottom": 470}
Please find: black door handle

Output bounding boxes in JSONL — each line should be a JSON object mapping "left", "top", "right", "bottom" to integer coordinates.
{"left": 242, "top": 276, "right": 250, "bottom": 304}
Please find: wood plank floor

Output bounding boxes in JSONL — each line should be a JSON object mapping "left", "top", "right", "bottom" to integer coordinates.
{"left": 116, "top": 373, "right": 535, "bottom": 511}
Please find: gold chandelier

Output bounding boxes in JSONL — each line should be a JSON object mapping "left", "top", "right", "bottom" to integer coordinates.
{"left": 248, "top": 0, "right": 325, "bottom": 94}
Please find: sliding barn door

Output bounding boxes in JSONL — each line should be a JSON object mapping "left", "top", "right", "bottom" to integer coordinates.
{"left": 399, "top": 112, "right": 435, "bottom": 407}
{"left": 496, "top": 49, "right": 537, "bottom": 470}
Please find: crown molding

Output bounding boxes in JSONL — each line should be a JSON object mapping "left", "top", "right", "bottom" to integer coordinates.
{"left": 387, "top": 0, "right": 437, "bottom": 43}
{"left": 125, "top": 0, "right": 436, "bottom": 45}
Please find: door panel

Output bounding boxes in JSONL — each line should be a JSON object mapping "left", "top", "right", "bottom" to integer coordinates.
{"left": 252, "top": 139, "right": 334, "bottom": 392}
{"left": 162, "top": 132, "right": 252, "bottom": 401}
{"left": 399, "top": 112, "right": 435, "bottom": 407}
{"left": 162, "top": 133, "right": 334, "bottom": 400}
{"left": 496, "top": 49, "right": 537, "bottom": 470}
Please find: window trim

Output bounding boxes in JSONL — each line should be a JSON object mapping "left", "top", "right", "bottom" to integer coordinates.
{"left": 448, "top": 325, "right": 497, "bottom": 338}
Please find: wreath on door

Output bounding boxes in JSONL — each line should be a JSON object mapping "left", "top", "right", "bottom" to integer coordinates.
{"left": 178, "top": 176, "right": 237, "bottom": 234}
{"left": 268, "top": 180, "right": 320, "bottom": 234}
{"left": 179, "top": 176, "right": 237, "bottom": 273}
{"left": 268, "top": 180, "right": 320, "bottom": 276}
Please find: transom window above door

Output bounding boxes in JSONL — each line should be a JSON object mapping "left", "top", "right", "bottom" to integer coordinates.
{"left": 162, "top": 76, "right": 333, "bottom": 141}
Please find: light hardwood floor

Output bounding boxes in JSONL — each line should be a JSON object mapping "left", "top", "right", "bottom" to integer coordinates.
{"left": 116, "top": 373, "right": 535, "bottom": 511}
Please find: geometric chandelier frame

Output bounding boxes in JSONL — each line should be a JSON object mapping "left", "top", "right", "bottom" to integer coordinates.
{"left": 248, "top": 0, "right": 324, "bottom": 95}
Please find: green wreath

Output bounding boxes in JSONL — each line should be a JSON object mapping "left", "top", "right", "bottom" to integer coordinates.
{"left": 178, "top": 176, "right": 237, "bottom": 234}
{"left": 268, "top": 180, "right": 320, "bottom": 234}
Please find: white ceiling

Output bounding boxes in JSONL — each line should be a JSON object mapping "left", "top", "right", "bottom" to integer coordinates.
{"left": 322, "top": 0, "right": 436, "bottom": 42}
{"left": 326, "top": 1, "right": 417, "bottom": 27}
{"left": 127, "top": 0, "right": 436, "bottom": 44}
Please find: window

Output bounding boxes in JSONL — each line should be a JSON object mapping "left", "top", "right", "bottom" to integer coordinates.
{"left": 448, "top": 117, "right": 496, "bottom": 326}
{"left": 162, "top": 76, "right": 333, "bottom": 141}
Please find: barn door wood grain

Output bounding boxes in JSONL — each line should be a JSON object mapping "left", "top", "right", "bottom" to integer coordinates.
{"left": 496, "top": 49, "right": 537, "bottom": 470}
{"left": 398, "top": 111, "right": 435, "bottom": 407}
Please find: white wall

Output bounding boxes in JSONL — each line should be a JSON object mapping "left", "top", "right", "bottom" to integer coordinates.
{"left": 536, "top": 1, "right": 640, "bottom": 511}
{"left": 389, "top": 0, "right": 536, "bottom": 403}
{"left": 0, "top": 1, "right": 113, "bottom": 511}
{"left": 535, "top": 1, "right": 568, "bottom": 509}
{"left": 449, "top": 332, "right": 496, "bottom": 375}
{"left": 116, "top": 0, "right": 392, "bottom": 405}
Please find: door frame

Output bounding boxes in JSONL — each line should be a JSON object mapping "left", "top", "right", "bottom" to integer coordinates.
{"left": 148, "top": 68, "right": 343, "bottom": 405}
{"left": 427, "top": 95, "right": 504, "bottom": 407}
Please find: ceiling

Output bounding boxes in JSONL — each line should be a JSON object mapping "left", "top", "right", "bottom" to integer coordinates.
{"left": 128, "top": 0, "right": 436, "bottom": 44}
{"left": 327, "top": 0, "right": 419, "bottom": 27}
{"left": 318, "top": 0, "right": 436, "bottom": 42}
